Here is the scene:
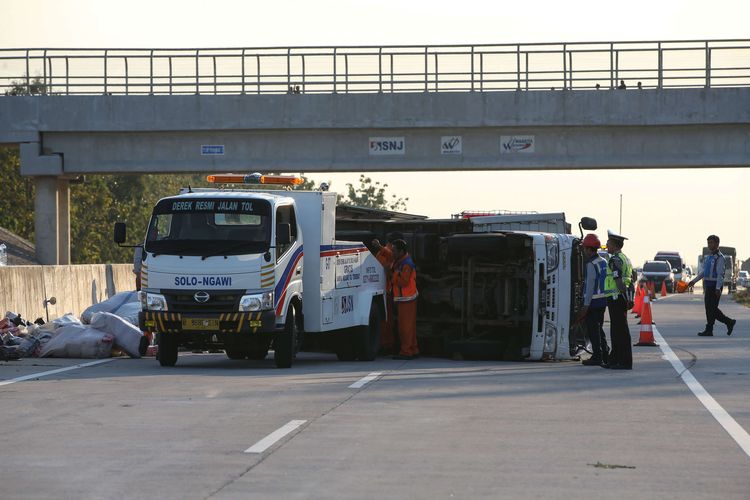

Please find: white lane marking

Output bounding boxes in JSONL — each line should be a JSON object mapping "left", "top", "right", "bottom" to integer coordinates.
{"left": 244, "top": 420, "right": 307, "bottom": 454}
{"left": 652, "top": 326, "right": 750, "bottom": 459}
{"left": 0, "top": 358, "right": 115, "bottom": 387}
{"left": 349, "top": 371, "right": 382, "bottom": 389}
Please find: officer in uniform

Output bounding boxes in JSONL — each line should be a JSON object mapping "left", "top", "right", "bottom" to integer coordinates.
{"left": 577, "top": 233, "right": 610, "bottom": 366}
{"left": 604, "top": 230, "right": 634, "bottom": 370}
{"left": 688, "top": 234, "right": 737, "bottom": 336}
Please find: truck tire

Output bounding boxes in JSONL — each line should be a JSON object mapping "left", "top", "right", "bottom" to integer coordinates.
{"left": 274, "top": 305, "right": 299, "bottom": 368}
{"left": 356, "top": 303, "right": 383, "bottom": 361}
{"left": 224, "top": 347, "right": 247, "bottom": 360}
{"left": 334, "top": 330, "right": 357, "bottom": 361}
{"left": 158, "top": 334, "right": 178, "bottom": 367}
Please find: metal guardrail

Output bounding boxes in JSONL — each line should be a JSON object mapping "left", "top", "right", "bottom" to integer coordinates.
{"left": 1, "top": 40, "right": 749, "bottom": 96}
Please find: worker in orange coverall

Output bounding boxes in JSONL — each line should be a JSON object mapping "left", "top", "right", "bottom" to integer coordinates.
{"left": 371, "top": 232, "right": 403, "bottom": 352}
{"left": 390, "top": 239, "right": 419, "bottom": 360}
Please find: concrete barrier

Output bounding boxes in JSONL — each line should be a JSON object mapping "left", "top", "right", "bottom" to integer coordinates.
{"left": 0, "top": 264, "right": 134, "bottom": 322}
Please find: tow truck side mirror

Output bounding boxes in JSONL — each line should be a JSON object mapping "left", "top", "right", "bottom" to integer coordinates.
{"left": 579, "top": 217, "right": 597, "bottom": 231}
{"left": 114, "top": 222, "right": 127, "bottom": 244}
{"left": 276, "top": 223, "right": 291, "bottom": 245}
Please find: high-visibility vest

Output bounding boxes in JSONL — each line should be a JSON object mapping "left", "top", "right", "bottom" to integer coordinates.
{"left": 585, "top": 255, "right": 609, "bottom": 306}
{"left": 392, "top": 254, "right": 418, "bottom": 302}
{"left": 604, "top": 252, "right": 632, "bottom": 298}
{"left": 376, "top": 246, "right": 395, "bottom": 292}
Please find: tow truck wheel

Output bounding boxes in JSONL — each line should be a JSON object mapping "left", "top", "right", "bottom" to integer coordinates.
{"left": 224, "top": 347, "right": 247, "bottom": 360}
{"left": 356, "top": 303, "right": 383, "bottom": 361}
{"left": 274, "top": 305, "right": 298, "bottom": 368}
{"left": 158, "top": 334, "right": 178, "bottom": 367}
{"left": 334, "top": 330, "right": 356, "bottom": 361}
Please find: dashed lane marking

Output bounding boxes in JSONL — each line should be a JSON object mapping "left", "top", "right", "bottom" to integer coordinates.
{"left": 0, "top": 359, "right": 115, "bottom": 387}
{"left": 653, "top": 325, "right": 750, "bottom": 459}
{"left": 349, "top": 372, "right": 382, "bottom": 389}
{"left": 244, "top": 420, "right": 307, "bottom": 454}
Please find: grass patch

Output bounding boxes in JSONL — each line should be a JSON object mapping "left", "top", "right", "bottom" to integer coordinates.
{"left": 733, "top": 289, "right": 750, "bottom": 308}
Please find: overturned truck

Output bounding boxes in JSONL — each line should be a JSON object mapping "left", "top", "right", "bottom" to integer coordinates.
{"left": 337, "top": 210, "right": 592, "bottom": 361}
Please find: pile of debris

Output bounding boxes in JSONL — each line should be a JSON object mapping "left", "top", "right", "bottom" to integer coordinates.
{"left": 1, "top": 291, "right": 148, "bottom": 361}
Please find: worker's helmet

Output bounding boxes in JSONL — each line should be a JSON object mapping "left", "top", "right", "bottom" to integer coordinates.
{"left": 582, "top": 233, "right": 601, "bottom": 249}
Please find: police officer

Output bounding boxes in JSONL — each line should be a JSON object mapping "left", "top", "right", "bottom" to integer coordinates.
{"left": 578, "top": 234, "right": 610, "bottom": 366}
{"left": 688, "top": 234, "right": 737, "bottom": 336}
{"left": 604, "top": 230, "right": 634, "bottom": 370}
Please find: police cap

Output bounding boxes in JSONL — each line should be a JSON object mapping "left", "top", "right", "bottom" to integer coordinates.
{"left": 607, "top": 229, "right": 627, "bottom": 244}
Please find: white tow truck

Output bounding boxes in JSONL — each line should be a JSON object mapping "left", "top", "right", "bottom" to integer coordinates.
{"left": 115, "top": 174, "right": 386, "bottom": 368}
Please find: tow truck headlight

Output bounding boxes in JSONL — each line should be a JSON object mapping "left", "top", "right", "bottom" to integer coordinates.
{"left": 239, "top": 291, "right": 274, "bottom": 312}
{"left": 545, "top": 237, "right": 559, "bottom": 272}
{"left": 143, "top": 292, "right": 168, "bottom": 311}
{"left": 544, "top": 323, "right": 558, "bottom": 353}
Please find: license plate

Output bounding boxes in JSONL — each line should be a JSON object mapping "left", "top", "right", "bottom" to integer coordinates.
{"left": 248, "top": 320, "right": 262, "bottom": 328}
{"left": 182, "top": 318, "right": 220, "bottom": 331}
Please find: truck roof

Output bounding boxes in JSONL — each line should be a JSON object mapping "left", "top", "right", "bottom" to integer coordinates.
{"left": 163, "top": 189, "right": 296, "bottom": 205}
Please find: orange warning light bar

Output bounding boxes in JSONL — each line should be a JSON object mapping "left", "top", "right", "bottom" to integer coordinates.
{"left": 206, "top": 173, "right": 303, "bottom": 185}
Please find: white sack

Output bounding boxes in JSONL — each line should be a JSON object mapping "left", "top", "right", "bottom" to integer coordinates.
{"left": 52, "top": 313, "right": 83, "bottom": 328}
{"left": 81, "top": 291, "right": 139, "bottom": 324}
{"left": 39, "top": 324, "right": 113, "bottom": 358}
{"left": 90, "top": 312, "right": 146, "bottom": 358}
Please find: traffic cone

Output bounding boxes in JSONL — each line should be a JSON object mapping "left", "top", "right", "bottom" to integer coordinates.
{"left": 634, "top": 295, "right": 659, "bottom": 346}
{"left": 661, "top": 280, "right": 668, "bottom": 296}
{"left": 632, "top": 284, "right": 643, "bottom": 316}
{"left": 647, "top": 281, "right": 656, "bottom": 300}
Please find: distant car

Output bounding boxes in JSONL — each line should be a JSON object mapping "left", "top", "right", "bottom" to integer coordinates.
{"left": 738, "top": 270, "right": 750, "bottom": 288}
{"left": 642, "top": 260, "right": 675, "bottom": 292}
{"left": 683, "top": 265, "right": 694, "bottom": 280}
{"left": 654, "top": 251, "right": 686, "bottom": 283}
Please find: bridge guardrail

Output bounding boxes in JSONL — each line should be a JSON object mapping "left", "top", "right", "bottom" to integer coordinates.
{"left": 1, "top": 40, "right": 749, "bottom": 96}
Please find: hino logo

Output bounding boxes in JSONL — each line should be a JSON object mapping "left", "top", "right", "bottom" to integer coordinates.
{"left": 194, "top": 291, "right": 211, "bottom": 303}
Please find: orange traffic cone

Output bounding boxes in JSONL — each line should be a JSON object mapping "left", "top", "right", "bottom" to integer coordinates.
{"left": 660, "top": 280, "right": 668, "bottom": 296}
{"left": 634, "top": 295, "right": 659, "bottom": 346}
{"left": 632, "top": 284, "right": 643, "bottom": 316}
{"left": 647, "top": 281, "right": 656, "bottom": 300}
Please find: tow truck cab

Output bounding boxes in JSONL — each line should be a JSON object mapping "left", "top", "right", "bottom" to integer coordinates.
{"left": 116, "top": 186, "right": 386, "bottom": 368}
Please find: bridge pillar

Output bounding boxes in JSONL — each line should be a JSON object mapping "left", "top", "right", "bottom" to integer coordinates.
{"left": 57, "top": 178, "right": 70, "bottom": 264}
{"left": 34, "top": 177, "right": 59, "bottom": 265}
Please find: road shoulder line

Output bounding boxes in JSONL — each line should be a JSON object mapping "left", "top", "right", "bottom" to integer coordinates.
{"left": 0, "top": 358, "right": 115, "bottom": 387}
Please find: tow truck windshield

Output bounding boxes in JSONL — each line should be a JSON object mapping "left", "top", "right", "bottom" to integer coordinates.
{"left": 144, "top": 198, "right": 271, "bottom": 256}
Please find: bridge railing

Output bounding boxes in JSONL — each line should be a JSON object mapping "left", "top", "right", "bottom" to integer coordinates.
{"left": 1, "top": 40, "right": 749, "bottom": 96}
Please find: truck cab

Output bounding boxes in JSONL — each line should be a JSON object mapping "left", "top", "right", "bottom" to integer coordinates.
{"left": 116, "top": 178, "right": 385, "bottom": 368}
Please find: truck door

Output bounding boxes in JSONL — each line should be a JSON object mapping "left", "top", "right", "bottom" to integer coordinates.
{"left": 274, "top": 205, "right": 303, "bottom": 326}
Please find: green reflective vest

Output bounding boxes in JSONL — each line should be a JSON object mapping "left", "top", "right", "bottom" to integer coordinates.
{"left": 605, "top": 251, "right": 632, "bottom": 298}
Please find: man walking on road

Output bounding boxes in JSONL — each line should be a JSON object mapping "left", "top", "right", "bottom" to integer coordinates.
{"left": 688, "top": 235, "right": 737, "bottom": 336}
{"left": 578, "top": 234, "right": 610, "bottom": 366}
{"left": 604, "top": 230, "right": 634, "bottom": 370}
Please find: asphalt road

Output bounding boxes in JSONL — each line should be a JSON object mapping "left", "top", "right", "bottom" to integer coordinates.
{"left": 1, "top": 291, "right": 749, "bottom": 499}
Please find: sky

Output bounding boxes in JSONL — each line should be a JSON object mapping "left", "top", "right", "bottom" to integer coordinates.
{"left": 2, "top": 0, "right": 749, "bottom": 267}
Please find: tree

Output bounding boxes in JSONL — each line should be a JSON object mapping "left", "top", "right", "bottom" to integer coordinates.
{"left": 0, "top": 147, "right": 36, "bottom": 240}
{"left": 5, "top": 76, "right": 47, "bottom": 96}
{"left": 339, "top": 175, "right": 408, "bottom": 212}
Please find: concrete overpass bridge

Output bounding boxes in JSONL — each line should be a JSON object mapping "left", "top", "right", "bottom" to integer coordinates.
{"left": 1, "top": 39, "right": 749, "bottom": 264}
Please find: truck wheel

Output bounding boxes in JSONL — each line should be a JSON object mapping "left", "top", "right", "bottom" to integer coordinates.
{"left": 224, "top": 347, "right": 247, "bottom": 360}
{"left": 356, "top": 304, "right": 383, "bottom": 361}
{"left": 274, "top": 305, "right": 298, "bottom": 368}
{"left": 335, "top": 330, "right": 357, "bottom": 361}
{"left": 248, "top": 338, "right": 270, "bottom": 360}
{"left": 158, "top": 334, "right": 178, "bottom": 367}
